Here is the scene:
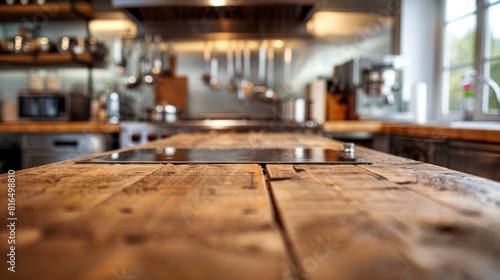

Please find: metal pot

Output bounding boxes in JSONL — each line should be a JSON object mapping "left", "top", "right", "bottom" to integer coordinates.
{"left": 277, "top": 97, "right": 309, "bottom": 124}
{"left": 148, "top": 103, "right": 180, "bottom": 123}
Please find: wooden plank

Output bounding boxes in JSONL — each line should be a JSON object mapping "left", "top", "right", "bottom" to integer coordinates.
{"left": 0, "top": 163, "right": 164, "bottom": 240}
{"left": 320, "top": 121, "right": 500, "bottom": 143}
{"left": 383, "top": 123, "right": 500, "bottom": 144}
{"left": 322, "top": 120, "right": 384, "bottom": 132}
{"left": 0, "top": 121, "right": 120, "bottom": 133}
{"left": 0, "top": 53, "right": 94, "bottom": 67}
{"left": 359, "top": 163, "right": 500, "bottom": 218}
{"left": 0, "top": 3, "right": 94, "bottom": 21}
{"left": 267, "top": 163, "right": 500, "bottom": 279}
{"left": 2, "top": 133, "right": 500, "bottom": 280}
{"left": 1, "top": 163, "right": 290, "bottom": 280}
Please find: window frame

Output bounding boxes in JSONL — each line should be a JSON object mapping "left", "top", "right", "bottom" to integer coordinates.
{"left": 439, "top": 0, "right": 500, "bottom": 121}
{"left": 482, "top": 1, "right": 500, "bottom": 114}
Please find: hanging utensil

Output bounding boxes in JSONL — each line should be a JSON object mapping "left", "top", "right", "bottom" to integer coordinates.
{"left": 151, "top": 35, "right": 162, "bottom": 76}
{"left": 282, "top": 45, "right": 292, "bottom": 91}
{"left": 160, "top": 42, "right": 171, "bottom": 76}
{"left": 201, "top": 41, "right": 212, "bottom": 85}
{"left": 253, "top": 41, "right": 267, "bottom": 97}
{"left": 209, "top": 45, "right": 221, "bottom": 90}
{"left": 238, "top": 41, "right": 254, "bottom": 103}
{"left": 226, "top": 43, "right": 237, "bottom": 93}
{"left": 112, "top": 36, "right": 125, "bottom": 73}
{"left": 262, "top": 46, "right": 278, "bottom": 101}
{"left": 276, "top": 45, "right": 304, "bottom": 122}
{"left": 141, "top": 34, "right": 156, "bottom": 85}
{"left": 124, "top": 40, "right": 142, "bottom": 89}
{"left": 234, "top": 42, "right": 243, "bottom": 79}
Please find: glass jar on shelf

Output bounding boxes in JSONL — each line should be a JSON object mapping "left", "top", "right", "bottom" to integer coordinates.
{"left": 46, "top": 69, "right": 61, "bottom": 92}
{"left": 28, "top": 68, "right": 44, "bottom": 92}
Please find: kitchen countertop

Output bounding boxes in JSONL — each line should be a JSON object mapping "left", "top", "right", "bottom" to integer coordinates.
{"left": 383, "top": 122, "right": 500, "bottom": 143}
{"left": 2, "top": 132, "right": 500, "bottom": 280}
{"left": 1, "top": 120, "right": 499, "bottom": 143}
{"left": 0, "top": 121, "right": 121, "bottom": 133}
{"left": 323, "top": 120, "right": 500, "bottom": 143}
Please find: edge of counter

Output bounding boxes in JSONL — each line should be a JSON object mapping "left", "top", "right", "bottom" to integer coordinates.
{"left": 323, "top": 121, "right": 500, "bottom": 143}
{"left": 0, "top": 121, "right": 121, "bottom": 133}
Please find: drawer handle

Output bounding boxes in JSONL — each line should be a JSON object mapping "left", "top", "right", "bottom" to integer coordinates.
{"left": 53, "top": 140, "right": 78, "bottom": 147}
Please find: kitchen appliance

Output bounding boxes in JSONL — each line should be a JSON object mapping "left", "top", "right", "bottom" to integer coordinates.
{"left": 17, "top": 90, "right": 89, "bottom": 121}
{"left": 120, "top": 121, "right": 161, "bottom": 148}
{"left": 334, "top": 55, "right": 411, "bottom": 120}
{"left": 307, "top": 79, "right": 327, "bottom": 124}
{"left": 148, "top": 103, "right": 180, "bottom": 123}
{"left": 18, "top": 91, "right": 69, "bottom": 121}
{"left": 22, "top": 133, "right": 113, "bottom": 169}
{"left": 76, "top": 147, "right": 372, "bottom": 165}
{"left": 276, "top": 97, "right": 309, "bottom": 124}
{"left": 112, "top": 0, "right": 316, "bottom": 39}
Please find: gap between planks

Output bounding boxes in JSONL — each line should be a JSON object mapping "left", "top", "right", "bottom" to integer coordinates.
{"left": 260, "top": 163, "right": 308, "bottom": 280}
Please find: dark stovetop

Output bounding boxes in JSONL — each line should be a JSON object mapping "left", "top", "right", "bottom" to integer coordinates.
{"left": 76, "top": 147, "right": 372, "bottom": 165}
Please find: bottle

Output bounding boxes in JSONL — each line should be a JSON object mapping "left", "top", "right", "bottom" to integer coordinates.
{"left": 46, "top": 69, "right": 61, "bottom": 91}
{"left": 29, "top": 68, "right": 44, "bottom": 91}
{"left": 107, "top": 90, "right": 120, "bottom": 124}
{"left": 97, "top": 91, "right": 108, "bottom": 122}
{"left": 89, "top": 95, "right": 100, "bottom": 121}
{"left": 462, "top": 82, "right": 474, "bottom": 121}
{"left": 102, "top": 81, "right": 120, "bottom": 124}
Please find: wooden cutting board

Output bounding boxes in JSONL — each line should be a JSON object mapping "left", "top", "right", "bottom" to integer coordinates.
{"left": 155, "top": 76, "right": 188, "bottom": 110}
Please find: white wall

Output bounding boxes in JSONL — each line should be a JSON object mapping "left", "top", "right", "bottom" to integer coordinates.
{"left": 400, "top": 0, "right": 440, "bottom": 120}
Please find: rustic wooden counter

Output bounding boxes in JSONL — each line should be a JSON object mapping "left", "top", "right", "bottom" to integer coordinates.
{"left": 0, "top": 121, "right": 120, "bottom": 134}
{"left": 2, "top": 120, "right": 499, "bottom": 144}
{"left": 323, "top": 121, "right": 500, "bottom": 143}
{"left": 1, "top": 133, "right": 500, "bottom": 280}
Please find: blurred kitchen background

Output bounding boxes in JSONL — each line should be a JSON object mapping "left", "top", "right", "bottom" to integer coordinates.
{"left": 0, "top": 0, "right": 405, "bottom": 121}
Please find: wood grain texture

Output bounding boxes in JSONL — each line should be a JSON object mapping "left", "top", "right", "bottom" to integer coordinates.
{"left": 1, "top": 133, "right": 500, "bottom": 280}
{"left": 1, "top": 120, "right": 498, "bottom": 144}
{"left": 0, "top": 2, "right": 94, "bottom": 20}
{"left": 322, "top": 120, "right": 384, "bottom": 133}
{"left": 0, "top": 52, "right": 94, "bottom": 67}
{"left": 155, "top": 76, "right": 188, "bottom": 110}
{"left": 0, "top": 146, "right": 289, "bottom": 280}
{"left": 265, "top": 135, "right": 500, "bottom": 280}
{"left": 322, "top": 121, "right": 500, "bottom": 143}
{"left": 0, "top": 121, "right": 120, "bottom": 133}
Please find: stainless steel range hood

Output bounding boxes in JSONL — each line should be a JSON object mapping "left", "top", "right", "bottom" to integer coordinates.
{"left": 112, "top": 0, "right": 320, "bottom": 39}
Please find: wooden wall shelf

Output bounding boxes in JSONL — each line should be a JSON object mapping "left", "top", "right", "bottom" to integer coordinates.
{"left": 0, "top": 52, "right": 94, "bottom": 67}
{"left": 0, "top": 2, "right": 94, "bottom": 22}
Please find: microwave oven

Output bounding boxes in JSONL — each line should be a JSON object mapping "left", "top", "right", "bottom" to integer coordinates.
{"left": 18, "top": 91, "right": 70, "bottom": 121}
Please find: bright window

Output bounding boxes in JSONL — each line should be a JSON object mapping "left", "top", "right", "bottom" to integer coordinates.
{"left": 441, "top": 1, "right": 476, "bottom": 115}
{"left": 483, "top": 2, "right": 500, "bottom": 112}
{"left": 441, "top": 0, "right": 500, "bottom": 117}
